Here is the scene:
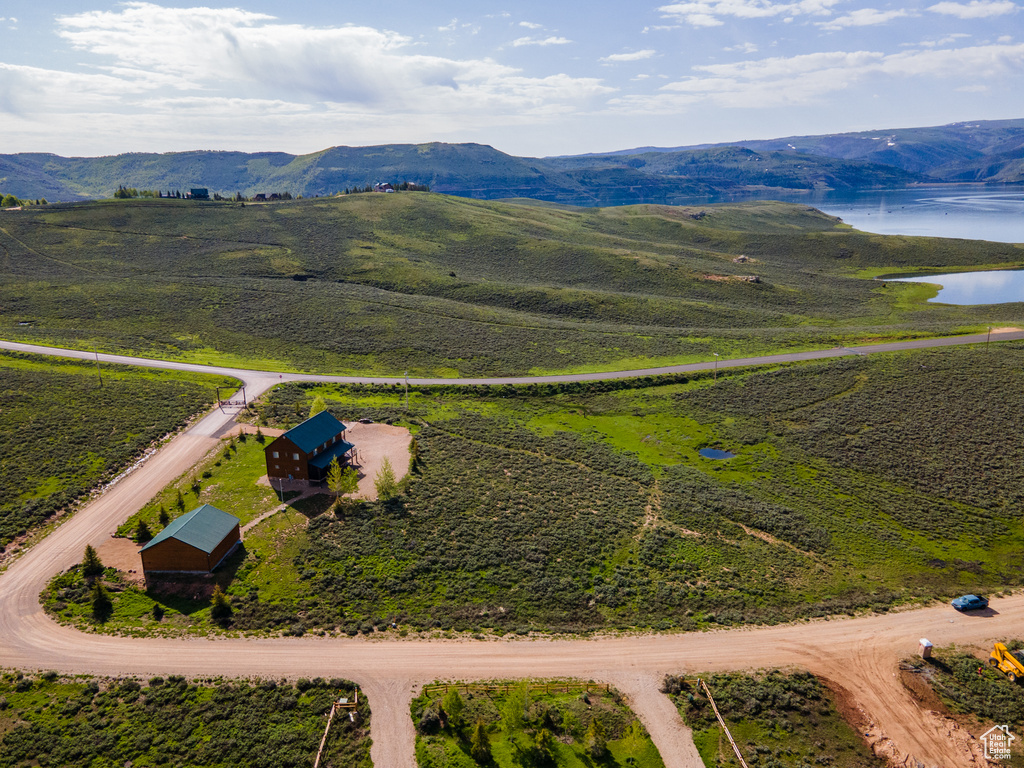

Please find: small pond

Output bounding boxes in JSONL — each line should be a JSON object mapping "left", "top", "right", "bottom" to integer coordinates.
{"left": 884, "top": 269, "right": 1024, "bottom": 305}
{"left": 699, "top": 448, "right": 736, "bottom": 460}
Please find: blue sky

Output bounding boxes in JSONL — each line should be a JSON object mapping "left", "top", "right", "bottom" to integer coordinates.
{"left": 0, "top": 1, "right": 1021, "bottom": 157}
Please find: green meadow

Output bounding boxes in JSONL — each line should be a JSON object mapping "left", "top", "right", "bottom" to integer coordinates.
{"left": 0, "top": 351, "right": 238, "bottom": 551}
{"left": 664, "top": 671, "right": 884, "bottom": 768}
{"left": 47, "top": 342, "right": 1024, "bottom": 635}
{"left": 412, "top": 682, "right": 664, "bottom": 768}
{"left": 1, "top": 194, "right": 1021, "bottom": 376}
{"left": 0, "top": 670, "right": 370, "bottom": 768}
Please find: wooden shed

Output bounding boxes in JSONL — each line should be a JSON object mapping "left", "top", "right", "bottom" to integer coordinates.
{"left": 140, "top": 504, "right": 241, "bottom": 576}
{"left": 264, "top": 411, "right": 353, "bottom": 483}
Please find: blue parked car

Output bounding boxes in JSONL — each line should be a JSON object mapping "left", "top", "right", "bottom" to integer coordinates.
{"left": 951, "top": 594, "right": 989, "bottom": 611}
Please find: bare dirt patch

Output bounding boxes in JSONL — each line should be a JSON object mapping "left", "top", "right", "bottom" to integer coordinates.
{"left": 95, "top": 537, "right": 144, "bottom": 584}
{"left": 345, "top": 422, "right": 412, "bottom": 501}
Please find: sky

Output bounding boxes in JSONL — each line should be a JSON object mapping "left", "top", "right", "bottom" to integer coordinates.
{"left": 0, "top": 1, "right": 1021, "bottom": 157}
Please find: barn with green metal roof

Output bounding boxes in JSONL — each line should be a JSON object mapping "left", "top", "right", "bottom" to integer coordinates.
{"left": 264, "top": 410, "right": 353, "bottom": 483}
{"left": 140, "top": 504, "right": 241, "bottom": 576}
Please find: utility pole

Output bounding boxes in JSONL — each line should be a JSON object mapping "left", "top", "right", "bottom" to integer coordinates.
{"left": 93, "top": 349, "right": 103, "bottom": 388}
{"left": 713, "top": 352, "right": 720, "bottom": 382}
{"left": 987, "top": 326, "right": 992, "bottom": 351}
{"left": 404, "top": 370, "right": 409, "bottom": 411}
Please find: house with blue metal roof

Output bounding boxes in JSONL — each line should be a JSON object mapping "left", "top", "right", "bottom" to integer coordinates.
{"left": 264, "top": 410, "right": 353, "bottom": 484}
{"left": 140, "top": 504, "right": 241, "bottom": 576}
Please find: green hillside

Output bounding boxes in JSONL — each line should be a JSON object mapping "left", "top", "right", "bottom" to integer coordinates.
{"left": 0, "top": 193, "right": 1021, "bottom": 376}
{"left": 0, "top": 142, "right": 921, "bottom": 204}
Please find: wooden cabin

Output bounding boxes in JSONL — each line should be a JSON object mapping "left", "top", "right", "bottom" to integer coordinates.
{"left": 264, "top": 411, "right": 353, "bottom": 483}
{"left": 140, "top": 504, "right": 240, "bottom": 576}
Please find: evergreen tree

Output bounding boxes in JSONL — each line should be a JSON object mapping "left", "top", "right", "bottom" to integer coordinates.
{"left": 210, "top": 584, "right": 232, "bottom": 624}
{"left": 175, "top": 488, "right": 185, "bottom": 512}
{"left": 441, "top": 689, "right": 464, "bottom": 728}
{"left": 135, "top": 520, "right": 152, "bottom": 542}
{"left": 91, "top": 581, "right": 112, "bottom": 620}
{"left": 584, "top": 717, "right": 607, "bottom": 759}
{"left": 158, "top": 506, "right": 170, "bottom": 526}
{"left": 470, "top": 719, "right": 492, "bottom": 763}
{"left": 82, "top": 545, "right": 104, "bottom": 578}
{"left": 534, "top": 728, "right": 556, "bottom": 765}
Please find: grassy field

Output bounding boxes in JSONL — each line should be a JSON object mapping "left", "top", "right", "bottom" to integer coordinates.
{"left": 664, "top": 671, "right": 883, "bottom": 768}
{"left": 45, "top": 343, "right": 1024, "bottom": 636}
{"left": 0, "top": 351, "right": 238, "bottom": 551}
{"left": 0, "top": 670, "right": 370, "bottom": 768}
{"left": 412, "top": 682, "right": 664, "bottom": 768}
{"left": 1, "top": 194, "right": 1020, "bottom": 376}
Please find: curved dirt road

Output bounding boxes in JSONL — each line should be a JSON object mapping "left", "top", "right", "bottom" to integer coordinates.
{"left": 3, "top": 335, "right": 1024, "bottom": 767}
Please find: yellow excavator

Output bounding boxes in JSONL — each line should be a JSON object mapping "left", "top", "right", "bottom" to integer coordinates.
{"left": 988, "top": 643, "right": 1024, "bottom": 682}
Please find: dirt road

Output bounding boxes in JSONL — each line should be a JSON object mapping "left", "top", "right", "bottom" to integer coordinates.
{"left": 4, "top": 337, "right": 1024, "bottom": 767}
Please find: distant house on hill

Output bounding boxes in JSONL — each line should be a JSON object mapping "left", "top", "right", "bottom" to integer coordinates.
{"left": 253, "top": 193, "right": 267, "bottom": 202}
{"left": 373, "top": 182, "right": 395, "bottom": 193}
{"left": 140, "top": 504, "right": 240, "bottom": 577}
{"left": 264, "top": 411, "right": 354, "bottom": 484}
{"left": 189, "top": 188, "right": 210, "bottom": 200}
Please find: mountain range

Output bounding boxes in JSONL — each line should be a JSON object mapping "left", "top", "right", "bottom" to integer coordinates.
{"left": 1, "top": 118, "right": 1021, "bottom": 205}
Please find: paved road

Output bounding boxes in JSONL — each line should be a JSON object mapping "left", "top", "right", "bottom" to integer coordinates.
{"left": 2, "top": 331, "right": 1022, "bottom": 768}
{"left": 3, "top": 328, "right": 1023, "bottom": 386}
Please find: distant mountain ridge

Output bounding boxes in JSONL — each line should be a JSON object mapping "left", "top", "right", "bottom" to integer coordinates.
{"left": 587, "top": 118, "right": 1024, "bottom": 182}
{"left": 0, "top": 118, "right": 1020, "bottom": 204}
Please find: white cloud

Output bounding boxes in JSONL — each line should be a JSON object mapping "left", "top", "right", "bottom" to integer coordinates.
{"left": 819, "top": 8, "right": 915, "bottom": 29}
{"left": 658, "top": 0, "right": 840, "bottom": 27}
{"left": 437, "top": 18, "right": 459, "bottom": 32}
{"left": 511, "top": 36, "right": 573, "bottom": 47}
{"left": 928, "top": 1, "right": 1018, "bottom": 18}
{"left": 725, "top": 42, "right": 759, "bottom": 53}
{"left": 519, "top": 21, "right": 544, "bottom": 29}
{"left": 609, "top": 41, "right": 1024, "bottom": 111}
{"left": 601, "top": 49, "right": 657, "bottom": 63}
{"left": 956, "top": 83, "right": 990, "bottom": 90}
{"left": 0, "top": 2, "right": 614, "bottom": 154}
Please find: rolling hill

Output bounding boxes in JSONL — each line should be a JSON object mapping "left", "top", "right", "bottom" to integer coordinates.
{"left": 0, "top": 141, "right": 921, "bottom": 204}
{"left": 0, "top": 192, "right": 1020, "bottom": 376}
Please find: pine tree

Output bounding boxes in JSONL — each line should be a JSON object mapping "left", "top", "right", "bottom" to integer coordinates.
{"left": 534, "top": 728, "right": 556, "bottom": 765}
{"left": 584, "top": 717, "right": 607, "bottom": 759}
{"left": 175, "top": 488, "right": 185, "bottom": 512}
{"left": 91, "top": 581, "right": 112, "bottom": 620}
{"left": 210, "top": 584, "right": 232, "bottom": 624}
{"left": 158, "top": 506, "right": 170, "bottom": 526}
{"left": 441, "top": 689, "right": 464, "bottom": 728}
{"left": 82, "top": 545, "right": 104, "bottom": 578}
{"left": 135, "top": 520, "right": 152, "bottom": 542}
{"left": 470, "top": 719, "right": 492, "bottom": 763}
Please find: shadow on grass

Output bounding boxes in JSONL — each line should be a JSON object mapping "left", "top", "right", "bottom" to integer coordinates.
{"left": 144, "top": 544, "right": 247, "bottom": 616}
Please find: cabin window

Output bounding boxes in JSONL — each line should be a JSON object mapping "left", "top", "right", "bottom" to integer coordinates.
{"left": 272, "top": 451, "right": 279, "bottom": 458}
{"left": 293, "top": 453, "right": 300, "bottom": 460}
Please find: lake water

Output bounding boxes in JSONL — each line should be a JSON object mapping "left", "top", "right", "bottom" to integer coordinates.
{"left": 718, "top": 184, "right": 1024, "bottom": 244}
{"left": 884, "top": 269, "right": 1024, "bottom": 305}
{"left": 698, "top": 448, "right": 736, "bottom": 460}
